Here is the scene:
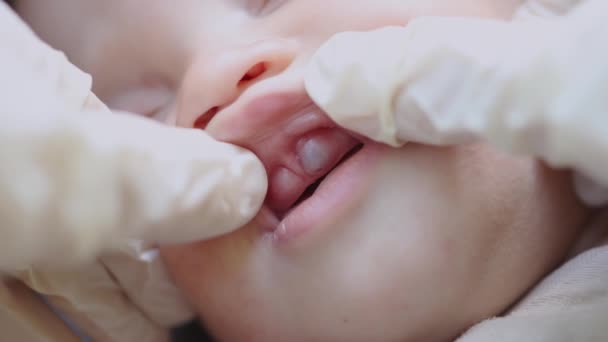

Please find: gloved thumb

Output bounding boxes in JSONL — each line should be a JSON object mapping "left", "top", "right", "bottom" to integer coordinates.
{"left": 74, "top": 110, "right": 269, "bottom": 246}
{"left": 0, "top": 105, "right": 268, "bottom": 269}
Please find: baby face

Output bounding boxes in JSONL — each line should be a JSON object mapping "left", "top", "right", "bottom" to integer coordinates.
{"left": 16, "top": 0, "right": 589, "bottom": 340}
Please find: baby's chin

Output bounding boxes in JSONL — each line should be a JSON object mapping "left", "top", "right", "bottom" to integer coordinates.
{"left": 163, "top": 144, "right": 589, "bottom": 341}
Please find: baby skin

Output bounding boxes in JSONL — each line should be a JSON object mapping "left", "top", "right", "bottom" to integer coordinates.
{"left": 15, "top": 0, "right": 591, "bottom": 340}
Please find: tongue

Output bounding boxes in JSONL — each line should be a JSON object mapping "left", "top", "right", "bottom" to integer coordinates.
{"left": 266, "top": 128, "right": 358, "bottom": 213}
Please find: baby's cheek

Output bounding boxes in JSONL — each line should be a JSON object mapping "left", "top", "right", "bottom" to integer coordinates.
{"left": 160, "top": 236, "right": 243, "bottom": 307}
{"left": 332, "top": 146, "right": 534, "bottom": 334}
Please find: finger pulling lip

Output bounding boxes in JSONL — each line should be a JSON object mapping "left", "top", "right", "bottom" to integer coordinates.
{"left": 199, "top": 89, "right": 379, "bottom": 242}
{"left": 204, "top": 90, "right": 363, "bottom": 218}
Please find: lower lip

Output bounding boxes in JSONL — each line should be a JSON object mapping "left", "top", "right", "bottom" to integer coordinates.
{"left": 267, "top": 143, "right": 384, "bottom": 244}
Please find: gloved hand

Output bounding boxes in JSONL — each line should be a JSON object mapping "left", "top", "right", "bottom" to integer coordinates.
{"left": 0, "top": 3, "right": 267, "bottom": 271}
{"left": 305, "top": 0, "right": 608, "bottom": 203}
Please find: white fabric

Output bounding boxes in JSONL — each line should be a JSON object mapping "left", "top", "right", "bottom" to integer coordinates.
{"left": 305, "top": 0, "right": 608, "bottom": 206}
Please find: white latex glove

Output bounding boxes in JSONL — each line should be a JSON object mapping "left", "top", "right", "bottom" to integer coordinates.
{"left": 305, "top": 0, "right": 608, "bottom": 203}
{"left": 0, "top": 3, "right": 267, "bottom": 271}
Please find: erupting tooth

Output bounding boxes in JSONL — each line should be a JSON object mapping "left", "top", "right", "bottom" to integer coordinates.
{"left": 296, "top": 128, "right": 357, "bottom": 176}
{"left": 266, "top": 128, "right": 358, "bottom": 213}
{"left": 298, "top": 137, "right": 330, "bottom": 174}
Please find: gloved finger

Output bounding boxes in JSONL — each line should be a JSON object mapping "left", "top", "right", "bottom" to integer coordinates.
{"left": 0, "top": 108, "right": 267, "bottom": 269}
{"left": 514, "top": 0, "right": 584, "bottom": 20}
{"left": 305, "top": 18, "right": 530, "bottom": 147}
{"left": 0, "top": 2, "right": 267, "bottom": 269}
{"left": 305, "top": 27, "right": 413, "bottom": 147}
{"left": 306, "top": 0, "right": 608, "bottom": 197}
{"left": 58, "top": 110, "right": 269, "bottom": 246}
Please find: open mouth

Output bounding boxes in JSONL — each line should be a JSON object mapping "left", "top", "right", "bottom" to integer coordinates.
{"left": 278, "top": 142, "right": 364, "bottom": 219}
{"left": 196, "top": 89, "right": 368, "bottom": 230}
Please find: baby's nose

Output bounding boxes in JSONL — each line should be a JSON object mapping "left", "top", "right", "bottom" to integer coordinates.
{"left": 176, "top": 39, "right": 297, "bottom": 129}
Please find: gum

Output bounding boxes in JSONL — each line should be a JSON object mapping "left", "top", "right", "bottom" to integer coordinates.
{"left": 266, "top": 127, "right": 357, "bottom": 213}
{"left": 206, "top": 97, "right": 358, "bottom": 214}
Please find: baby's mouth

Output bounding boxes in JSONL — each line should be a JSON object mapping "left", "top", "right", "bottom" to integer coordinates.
{"left": 266, "top": 126, "right": 362, "bottom": 219}
{"left": 289, "top": 141, "right": 363, "bottom": 213}
{"left": 201, "top": 91, "right": 363, "bottom": 225}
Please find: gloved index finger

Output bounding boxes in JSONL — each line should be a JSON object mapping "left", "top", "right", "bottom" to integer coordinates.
{"left": 0, "top": 108, "right": 268, "bottom": 270}
{"left": 304, "top": 27, "right": 412, "bottom": 147}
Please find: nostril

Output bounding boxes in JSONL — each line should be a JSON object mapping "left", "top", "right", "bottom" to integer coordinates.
{"left": 193, "top": 63, "right": 268, "bottom": 130}
{"left": 194, "top": 106, "right": 219, "bottom": 130}
{"left": 239, "top": 62, "right": 267, "bottom": 85}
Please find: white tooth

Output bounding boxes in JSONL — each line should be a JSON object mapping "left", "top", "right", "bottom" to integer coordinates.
{"left": 298, "top": 137, "right": 330, "bottom": 174}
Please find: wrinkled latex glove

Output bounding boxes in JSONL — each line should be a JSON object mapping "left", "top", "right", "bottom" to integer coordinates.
{"left": 0, "top": 3, "right": 267, "bottom": 271}
{"left": 305, "top": 0, "right": 608, "bottom": 203}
